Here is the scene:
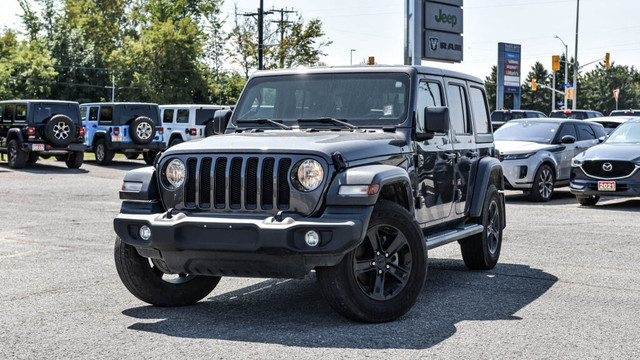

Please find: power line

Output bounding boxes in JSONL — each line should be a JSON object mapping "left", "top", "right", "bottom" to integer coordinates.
{"left": 0, "top": 59, "right": 197, "bottom": 73}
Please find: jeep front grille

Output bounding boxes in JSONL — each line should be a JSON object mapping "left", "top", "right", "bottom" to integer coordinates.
{"left": 181, "top": 155, "right": 293, "bottom": 212}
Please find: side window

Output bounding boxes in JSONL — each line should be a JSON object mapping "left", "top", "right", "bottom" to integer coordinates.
{"left": 557, "top": 123, "right": 577, "bottom": 140}
{"left": 89, "top": 107, "right": 99, "bottom": 121}
{"left": 416, "top": 81, "right": 443, "bottom": 132}
{"left": 469, "top": 87, "right": 490, "bottom": 134}
{"left": 80, "top": 107, "right": 87, "bottom": 122}
{"left": 163, "top": 109, "right": 174, "bottom": 123}
{"left": 176, "top": 109, "right": 189, "bottom": 123}
{"left": 591, "top": 124, "right": 606, "bottom": 138}
{"left": 4, "top": 104, "right": 15, "bottom": 121}
{"left": 576, "top": 123, "right": 596, "bottom": 140}
{"left": 538, "top": 113, "right": 547, "bottom": 118}
{"left": 99, "top": 106, "right": 113, "bottom": 124}
{"left": 0, "top": 105, "right": 3, "bottom": 121}
{"left": 446, "top": 84, "right": 470, "bottom": 135}
{"left": 15, "top": 104, "right": 27, "bottom": 121}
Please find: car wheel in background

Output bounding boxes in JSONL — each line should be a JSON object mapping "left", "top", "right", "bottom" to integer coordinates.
{"left": 95, "top": 139, "right": 114, "bottom": 165}
{"left": 529, "top": 164, "right": 555, "bottom": 202}
{"left": 143, "top": 150, "right": 158, "bottom": 165}
{"left": 8, "top": 139, "right": 27, "bottom": 169}
{"left": 169, "top": 138, "right": 182, "bottom": 147}
{"left": 65, "top": 151, "right": 84, "bottom": 169}
{"left": 576, "top": 195, "right": 599, "bottom": 206}
{"left": 460, "top": 184, "right": 503, "bottom": 270}
{"left": 44, "top": 114, "right": 76, "bottom": 147}
{"left": 130, "top": 117, "right": 155, "bottom": 145}
{"left": 124, "top": 153, "right": 140, "bottom": 160}
{"left": 27, "top": 152, "right": 39, "bottom": 164}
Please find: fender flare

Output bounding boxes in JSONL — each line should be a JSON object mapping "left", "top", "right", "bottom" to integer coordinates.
{"left": 120, "top": 166, "right": 160, "bottom": 201}
{"left": 168, "top": 132, "right": 185, "bottom": 143}
{"left": 91, "top": 131, "right": 109, "bottom": 149}
{"left": 325, "top": 164, "right": 412, "bottom": 211}
{"left": 7, "top": 128, "right": 24, "bottom": 144}
{"left": 469, "top": 156, "right": 504, "bottom": 218}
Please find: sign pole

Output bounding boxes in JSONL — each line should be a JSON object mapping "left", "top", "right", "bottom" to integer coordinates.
{"left": 552, "top": 71, "right": 556, "bottom": 111}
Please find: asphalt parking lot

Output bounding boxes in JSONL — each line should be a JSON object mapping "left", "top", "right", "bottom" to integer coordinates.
{"left": 1, "top": 158, "right": 639, "bottom": 359}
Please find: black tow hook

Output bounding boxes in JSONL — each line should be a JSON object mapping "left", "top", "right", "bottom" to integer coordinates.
{"left": 275, "top": 211, "right": 285, "bottom": 222}
{"left": 166, "top": 208, "right": 174, "bottom": 219}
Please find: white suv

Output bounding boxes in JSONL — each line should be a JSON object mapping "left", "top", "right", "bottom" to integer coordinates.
{"left": 160, "top": 105, "right": 229, "bottom": 147}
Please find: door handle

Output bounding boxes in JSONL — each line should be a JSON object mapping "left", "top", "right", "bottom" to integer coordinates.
{"left": 465, "top": 151, "right": 479, "bottom": 158}
{"left": 441, "top": 151, "right": 457, "bottom": 160}
{"left": 92, "top": 125, "right": 97, "bottom": 128}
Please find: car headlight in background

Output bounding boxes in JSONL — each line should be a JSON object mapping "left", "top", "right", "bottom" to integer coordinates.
{"left": 165, "top": 158, "right": 186, "bottom": 188}
{"left": 571, "top": 158, "right": 583, "bottom": 167}
{"left": 503, "top": 152, "right": 536, "bottom": 160}
{"left": 292, "top": 159, "right": 324, "bottom": 191}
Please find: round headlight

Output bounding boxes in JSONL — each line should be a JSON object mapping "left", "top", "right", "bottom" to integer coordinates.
{"left": 295, "top": 159, "right": 324, "bottom": 191}
{"left": 166, "top": 159, "right": 186, "bottom": 188}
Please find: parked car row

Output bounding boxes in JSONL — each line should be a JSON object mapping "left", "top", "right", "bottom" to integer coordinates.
{"left": 0, "top": 100, "right": 232, "bottom": 169}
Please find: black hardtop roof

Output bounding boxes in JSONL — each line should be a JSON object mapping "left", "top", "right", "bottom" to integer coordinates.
{"left": 0, "top": 99, "right": 79, "bottom": 105}
{"left": 80, "top": 102, "right": 159, "bottom": 107}
{"left": 250, "top": 65, "right": 483, "bottom": 84}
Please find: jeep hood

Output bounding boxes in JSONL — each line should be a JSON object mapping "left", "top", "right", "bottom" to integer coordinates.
{"left": 162, "top": 130, "right": 409, "bottom": 164}
{"left": 494, "top": 140, "right": 560, "bottom": 155}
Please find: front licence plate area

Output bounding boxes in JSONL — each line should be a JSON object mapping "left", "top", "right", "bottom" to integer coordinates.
{"left": 598, "top": 181, "right": 616, "bottom": 191}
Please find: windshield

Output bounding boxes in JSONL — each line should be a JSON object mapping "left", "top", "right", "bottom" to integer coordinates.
{"left": 494, "top": 121, "right": 559, "bottom": 143}
{"left": 233, "top": 73, "right": 410, "bottom": 127}
{"left": 605, "top": 122, "right": 640, "bottom": 143}
{"left": 550, "top": 111, "right": 587, "bottom": 120}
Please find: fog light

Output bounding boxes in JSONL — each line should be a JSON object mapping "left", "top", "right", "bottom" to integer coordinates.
{"left": 305, "top": 231, "right": 320, "bottom": 247}
{"left": 139, "top": 225, "right": 151, "bottom": 241}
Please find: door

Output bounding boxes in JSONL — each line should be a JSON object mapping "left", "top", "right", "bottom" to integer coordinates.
{"left": 84, "top": 106, "right": 100, "bottom": 147}
{"left": 162, "top": 108, "right": 174, "bottom": 140}
{"left": 575, "top": 122, "right": 598, "bottom": 154}
{"left": 414, "top": 79, "right": 455, "bottom": 224}
{"left": 176, "top": 109, "right": 190, "bottom": 140}
{"left": 554, "top": 123, "right": 578, "bottom": 180}
{"left": 445, "top": 80, "right": 477, "bottom": 215}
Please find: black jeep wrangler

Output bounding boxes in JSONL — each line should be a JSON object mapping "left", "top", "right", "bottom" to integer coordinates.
{"left": 0, "top": 100, "right": 85, "bottom": 169}
{"left": 113, "top": 66, "right": 506, "bottom": 322}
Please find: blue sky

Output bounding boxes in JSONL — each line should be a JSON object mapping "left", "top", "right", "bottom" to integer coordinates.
{"left": 3, "top": 0, "right": 640, "bottom": 82}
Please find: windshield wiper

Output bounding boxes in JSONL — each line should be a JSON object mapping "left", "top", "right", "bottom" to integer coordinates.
{"left": 236, "top": 118, "right": 292, "bottom": 130}
{"left": 297, "top": 117, "right": 359, "bottom": 129}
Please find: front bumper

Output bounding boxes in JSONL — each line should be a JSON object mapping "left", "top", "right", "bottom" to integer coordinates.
{"left": 502, "top": 158, "right": 535, "bottom": 190}
{"left": 113, "top": 206, "right": 373, "bottom": 278}
{"left": 570, "top": 166, "right": 640, "bottom": 197}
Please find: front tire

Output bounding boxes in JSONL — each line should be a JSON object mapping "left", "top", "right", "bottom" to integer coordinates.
{"left": 576, "top": 195, "right": 599, "bottom": 206}
{"left": 460, "top": 184, "right": 503, "bottom": 270}
{"left": 94, "top": 139, "right": 114, "bottom": 165}
{"left": 114, "top": 237, "right": 220, "bottom": 306}
{"left": 8, "top": 140, "right": 27, "bottom": 169}
{"left": 529, "top": 164, "right": 555, "bottom": 202}
{"left": 316, "top": 201, "right": 427, "bottom": 323}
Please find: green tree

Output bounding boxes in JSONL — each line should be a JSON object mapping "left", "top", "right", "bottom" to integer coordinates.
{"left": 579, "top": 62, "right": 640, "bottom": 115}
{"left": 484, "top": 65, "right": 497, "bottom": 112}
{"left": 521, "top": 62, "right": 551, "bottom": 113}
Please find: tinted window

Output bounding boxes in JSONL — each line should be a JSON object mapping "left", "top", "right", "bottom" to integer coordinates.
{"left": 118, "top": 105, "right": 159, "bottom": 125}
{"left": 591, "top": 124, "right": 606, "bottom": 138}
{"left": 176, "top": 109, "right": 189, "bottom": 124}
{"left": 100, "top": 106, "right": 113, "bottom": 123}
{"left": 33, "top": 103, "right": 80, "bottom": 124}
{"left": 4, "top": 104, "right": 14, "bottom": 121}
{"left": 550, "top": 111, "right": 587, "bottom": 120}
{"left": 556, "top": 123, "right": 577, "bottom": 140}
{"left": 416, "top": 81, "right": 443, "bottom": 132}
{"left": 0, "top": 105, "right": 3, "bottom": 121}
{"left": 576, "top": 123, "right": 596, "bottom": 140}
{"left": 469, "top": 87, "right": 490, "bottom": 134}
{"left": 494, "top": 121, "right": 559, "bottom": 144}
{"left": 80, "top": 107, "right": 87, "bottom": 122}
{"left": 15, "top": 104, "right": 27, "bottom": 121}
{"left": 195, "top": 109, "right": 220, "bottom": 126}
{"left": 447, "top": 84, "right": 469, "bottom": 134}
{"left": 89, "top": 107, "right": 99, "bottom": 121}
{"left": 491, "top": 112, "right": 503, "bottom": 122}
{"left": 163, "top": 109, "right": 174, "bottom": 123}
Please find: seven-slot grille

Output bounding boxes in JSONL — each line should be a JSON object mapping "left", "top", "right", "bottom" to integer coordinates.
{"left": 181, "top": 155, "right": 293, "bottom": 212}
{"left": 581, "top": 160, "right": 637, "bottom": 179}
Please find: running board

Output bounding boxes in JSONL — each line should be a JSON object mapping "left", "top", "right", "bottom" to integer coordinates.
{"left": 425, "top": 224, "right": 484, "bottom": 250}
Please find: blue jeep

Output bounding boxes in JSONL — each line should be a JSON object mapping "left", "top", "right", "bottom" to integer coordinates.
{"left": 81, "top": 103, "right": 165, "bottom": 165}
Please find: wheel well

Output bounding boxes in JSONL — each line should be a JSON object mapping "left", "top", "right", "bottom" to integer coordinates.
{"left": 489, "top": 167, "right": 503, "bottom": 190}
{"left": 169, "top": 133, "right": 183, "bottom": 143}
{"left": 92, "top": 134, "right": 106, "bottom": 150}
{"left": 378, "top": 182, "right": 411, "bottom": 212}
{"left": 536, "top": 160, "right": 557, "bottom": 180}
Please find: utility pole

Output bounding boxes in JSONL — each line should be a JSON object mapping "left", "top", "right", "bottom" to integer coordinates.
{"left": 573, "top": 0, "right": 580, "bottom": 110}
{"left": 350, "top": 49, "right": 356, "bottom": 65}
{"left": 556, "top": 36, "right": 569, "bottom": 109}
{"left": 105, "top": 74, "right": 115, "bottom": 102}
{"left": 243, "top": 0, "right": 273, "bottom": 70}
{"left": 270, "top": 7, "right": 295, "bottom": 68}
{"left": 552, "top": 72, "right": 556, "bottom": 111}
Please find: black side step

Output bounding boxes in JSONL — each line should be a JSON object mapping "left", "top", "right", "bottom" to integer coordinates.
{"left": 425, "top": 224, "right": 484, "bottom": 250}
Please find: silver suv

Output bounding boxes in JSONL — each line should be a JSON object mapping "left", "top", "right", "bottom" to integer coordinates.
{"left": 495, "top": 118, "right": 605, "bottom": 201}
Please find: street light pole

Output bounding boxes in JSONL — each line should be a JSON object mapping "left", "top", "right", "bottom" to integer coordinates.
{"left": 573, "top": 0, "right": 580, "bottom": 110}
{"left": 350, "top": 49, "right": 356, "bottom": 65}
{"left": 555, "top": 36, "right": 569, "bottom": 109}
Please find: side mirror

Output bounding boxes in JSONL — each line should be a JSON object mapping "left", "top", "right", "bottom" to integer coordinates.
{"left": 560, "top": 135, "right": 576, "bottom": 144}
{"left": 424, "top": 106, "right": 450, "bottom": 133}
{"left": 213, "top": 109, "right": 232, "bottom": 135}
{"left": 598, "top": 135, "right": 606, "bottom": 143}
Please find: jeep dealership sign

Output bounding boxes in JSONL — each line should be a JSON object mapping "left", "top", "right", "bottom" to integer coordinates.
{"left": 423, "top": 1, "right": 463, "bottom": 63}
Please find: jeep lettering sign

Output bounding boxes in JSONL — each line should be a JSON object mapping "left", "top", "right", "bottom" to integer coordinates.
{"left": 421, "top": 0, "right": 463, "bottom": 63}
{"left": 424, "top": 2, "right": 463, "bottom": 34}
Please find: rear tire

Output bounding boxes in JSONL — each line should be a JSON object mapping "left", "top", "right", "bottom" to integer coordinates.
{"left": 576, "top": 195, "right": 599, "bottom": 206}
{"left": 114, "top": 237, "right": 220, "bottom": 306}
{"left": 94, "top": 139, "right": 114, "bottom": 165}
{"left": 316, "top": 201, "right": 427, "bottom": 323}
{"left": 529, "top": 164, "right": 555, "bottom": 202}
{"left": 169, "top": 138, "right": 182, "bottom": 147}
{"left": 143, "top": 150, "right": 158, "bottom": 165}
{"left": 65, "top": 151, "right": 84, "bottom": 169}
{"left": 460, "top": 184, "right": 503, "bottom": 270}
{"left": 8, "top": 140, "right": 27, "bottom": 169}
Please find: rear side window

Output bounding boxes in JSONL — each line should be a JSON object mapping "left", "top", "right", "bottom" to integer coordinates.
{"left": 15, "top": 104, "right": 27, "bottom": 121}
{"left": 195, "top": 109, "right": 219, "bottom": 126}
{"left": 591, "top": 124, "right": 606, "bottom": 138}
{"left": 4, "top": 104, "right": 15, "bottom": 121}
{"left": 100, "top": 106, "right": 113, "bottom": 123}
{"left": 446, "top": 84, "right": 470, "bottom": 134}
{"left": 490, "top": 112, "right": 503, "bottom": 122}
{"left": 576, "top": 123, "right": 596, "bottom": 140}
{"left": 557, "top": 123, "right": 577, "bottom": 140}
{"left": 469, "top": 87, "right": 490, "bottom": 134}
{"left": 176, "top": 109, "right": 189, "bottom": 123}
{"left": 89, "top": 107, "right": 99, "bottom": 121}
{"left": 163, "top": 109, "right": 174, "bottom": 123}
{"left": 80, "top": 107, "right": 87, "bottom": 122}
